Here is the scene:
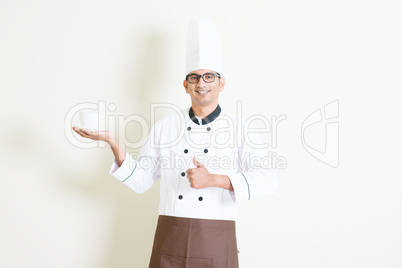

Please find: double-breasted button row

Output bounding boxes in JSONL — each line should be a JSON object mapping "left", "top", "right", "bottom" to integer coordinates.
{"left": 183, "top": 149, "right": 208, "bottom": 154}
{"left": 178, "top": 195, "right": 204, "bottom": 201}
{"left": 187, "top": 126, "right": 211, "bottom": 131}
{"left": 180, "top": 126, "right": 209, "bottom": 203}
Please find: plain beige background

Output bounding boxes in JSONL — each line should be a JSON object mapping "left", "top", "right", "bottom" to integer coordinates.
{"left": 1, "top": 0, "right": 401, "bottom": 267}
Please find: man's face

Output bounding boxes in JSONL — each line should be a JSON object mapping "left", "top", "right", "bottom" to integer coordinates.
{"left": 183, "top": 69, "right": 225, "bottom": 107}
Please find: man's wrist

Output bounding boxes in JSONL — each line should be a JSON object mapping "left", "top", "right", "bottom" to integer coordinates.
{"left": 213, "top": 174, "right": 234, "bottom": 191}
{"left": 107, "top": 137, "right": 117, "bottom": 147}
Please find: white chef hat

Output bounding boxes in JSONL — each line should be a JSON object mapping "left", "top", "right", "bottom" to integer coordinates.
{"left": 185, "top": 17, "right": 223, "bottom": 75}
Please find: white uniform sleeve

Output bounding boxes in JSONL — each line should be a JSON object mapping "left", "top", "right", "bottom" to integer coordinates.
{"left": 109, "top": 123, "right": 161, "bottom": 194}
{"left": 228, "top": 129, "right": 278, "bottom": 202}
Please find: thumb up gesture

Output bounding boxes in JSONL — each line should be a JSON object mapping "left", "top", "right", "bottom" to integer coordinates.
{"left": 193, "top": 156, "right": 205, "bottom": 168}
{"left": 186, "top": 156, "right": 213, "bottom": 189}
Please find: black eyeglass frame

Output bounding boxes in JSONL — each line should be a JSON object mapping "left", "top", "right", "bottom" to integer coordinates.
{"left": 185, "top": 72, "right": 221, "bottom": 84}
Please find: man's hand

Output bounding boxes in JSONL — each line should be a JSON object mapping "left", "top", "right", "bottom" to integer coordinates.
{"left": 186, "top": 156, "right": 214, "bottom": 189}
{"left": 186, "top": 156, "right": 234, "bottom": 191}
{"left": 72, "top": 127, "right": 115, "bottom": 143}
{"left": 72, "top": 126, "right": 126, "bottom": 167}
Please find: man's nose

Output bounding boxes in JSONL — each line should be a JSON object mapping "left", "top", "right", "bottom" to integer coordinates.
{"left": 196, "top": 76, "right": 207, "bottom": 86}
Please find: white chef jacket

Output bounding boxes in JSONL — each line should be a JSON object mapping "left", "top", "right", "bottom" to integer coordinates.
{"left": 110, "top": 105, "right": 278, "bottom": 221}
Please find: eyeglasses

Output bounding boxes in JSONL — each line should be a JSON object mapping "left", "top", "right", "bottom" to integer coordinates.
{"left": 186, "top": 72, "right": 221, "bottom": 84}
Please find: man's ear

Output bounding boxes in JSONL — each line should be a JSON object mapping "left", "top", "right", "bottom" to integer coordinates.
{"left": 183, "top": 80, "right": 189, "bottom": 94}
{"left": 219, "top": 77, "right": 226, "bottom": 92}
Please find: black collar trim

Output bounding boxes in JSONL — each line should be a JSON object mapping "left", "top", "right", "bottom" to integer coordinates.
{"left": 189, "top": 105, "right": 221, "bottom": 125}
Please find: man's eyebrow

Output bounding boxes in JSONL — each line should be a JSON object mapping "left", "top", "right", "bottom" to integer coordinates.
{"left": 189, "top": 72, "right": 214, "bottom": 75}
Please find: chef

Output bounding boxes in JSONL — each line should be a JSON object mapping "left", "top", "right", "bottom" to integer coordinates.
{"left": 73, "top": 18, "right": 278, "bottom": 268}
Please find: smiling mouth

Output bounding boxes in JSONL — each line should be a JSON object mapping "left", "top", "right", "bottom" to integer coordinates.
{"left": 196, "top": 90, "right": 210, "bottom": 96}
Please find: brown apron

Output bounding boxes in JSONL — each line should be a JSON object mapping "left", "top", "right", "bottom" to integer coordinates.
{"left": 149, "top": 215, "right": 239, "bottom": 268}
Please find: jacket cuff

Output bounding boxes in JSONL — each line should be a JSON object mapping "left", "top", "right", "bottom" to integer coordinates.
{"left": 109, "top": 152, "right": 137, "bottom": 182}
{"left": 228, "top": 172, "right": 250, "bottom": 202}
